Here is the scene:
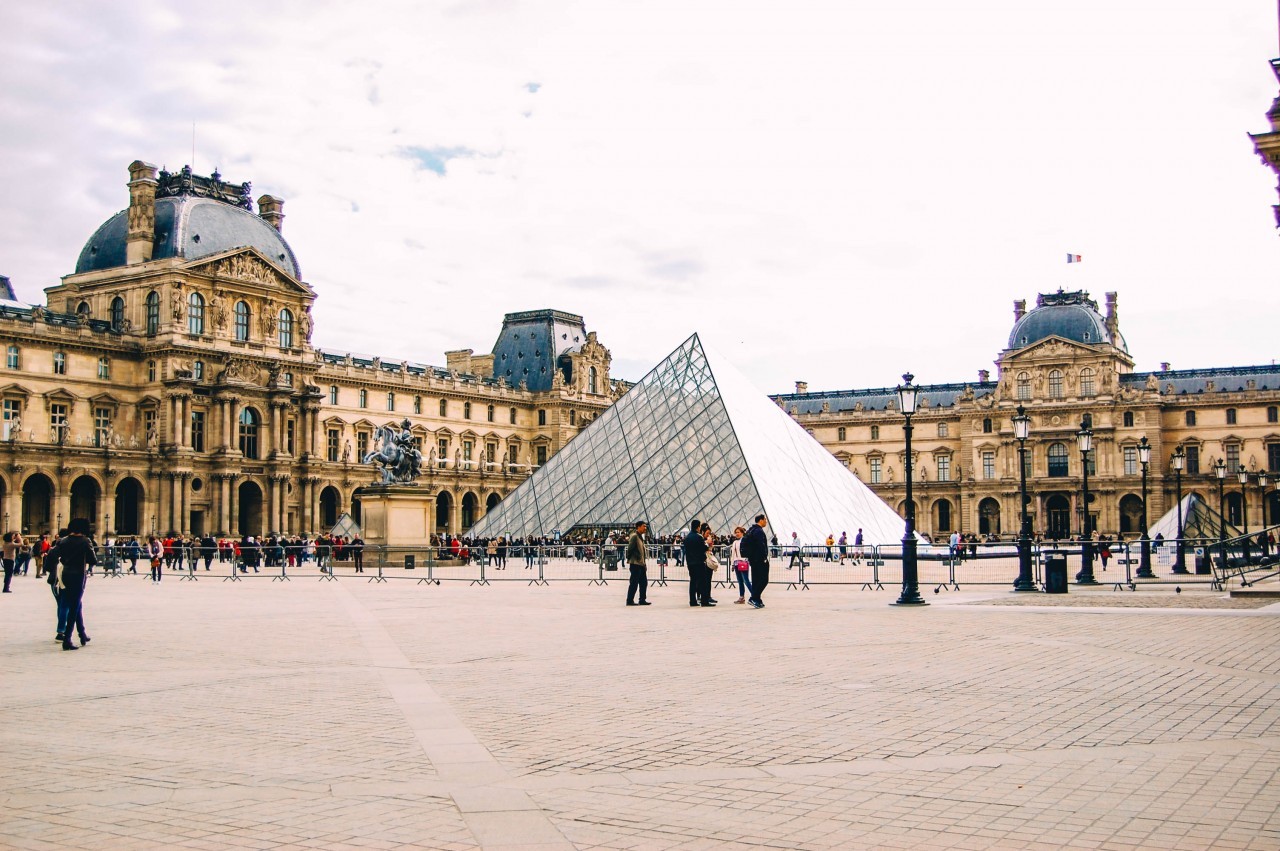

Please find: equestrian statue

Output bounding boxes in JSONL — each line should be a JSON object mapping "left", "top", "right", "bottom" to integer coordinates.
{"left": 363, "top": 418, "right": 423, "bottom": 485}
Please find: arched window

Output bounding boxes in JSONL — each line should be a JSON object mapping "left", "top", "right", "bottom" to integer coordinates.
{"left": 464, "top": 402, "right": 472, "bottom": 419}
{"left": 1016, "top": 372, "right": 1031, "bottom": 400}
{"left": 110, "top": 297, "right": 125, "bottom": 331}
{"left": 1047, "top": 442, "right": 1069, "bottom": 477}
{"left": 238, "top": 408, "right": 260, "bottom": 459}
{"left": 509, "top": 407, "right": 517, "bottom": 424}
{"left": 837, "top": 426, "right": 847, "bottom": 441}
{"left": 982, "top": 417, "right": 993, "bottom": 434}
{"left": 329, "top": 385, "right": 338, "bottom": 404}
{"left": 358, "top": 389, "right": 367, "bottom": 408}
{"left": 439, "top": 399, "right": 447, "bottom": 417}
{"left": 589, "top": 366, "right": 598, "bottom": 394}
{"left": 870, "top": 425, "right": 880, "bottom": 440}
{"left": 193, "top": 360, "right": 204, "bottom": 380}
{"left": 53, "top": 351, "right": 66, "bottom": 375}
{"left": 387, "top": 392, "right": 395, "bottom": 411}
{"left": 97, "top": 356, "right": 110, "bottom": 380}
{"left": 187, "top": 291, "right": 205, "bottom": 335}
{"left": 1048, "top": 369, "right": 1063, "bottom": 399}
{"left": 413, "top": 396, "right": 422, "bottom": 414}
{"left": 145, "top": 291, "right": 160, "bottom": 336}
{"left": 1123, "top": 411, "right": 1134, "bottom": 427}
{"left": 1080, "top": 368, "right": 1096, "bottom": 397}
{"left": 234, "top": 301, "right": 250, "bottom": 341}
{"left": 569, "top": 410, "right": 577, "bottom": 425}
{"left": 76, "top": 301, "right": 90, "bottom": 318}
{"left": 486, "top": 404, "right": 495, "bottom": 422}
{"left": 278, "top": 308, "right": 294, "bottom": 348}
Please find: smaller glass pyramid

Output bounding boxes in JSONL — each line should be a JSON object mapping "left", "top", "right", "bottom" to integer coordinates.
{"left": 471, "top": 333, "right": 908, "bottom": 543}
{"left": 1148, "top": 494, "right": 1241, "bottom": 542}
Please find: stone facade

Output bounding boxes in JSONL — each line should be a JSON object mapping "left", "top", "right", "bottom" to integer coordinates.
{"left": 0, "top": 162, "right": 619, "bottom": 539}
{"left": 778, "top": 291, "right": 1280, "bottom": 541}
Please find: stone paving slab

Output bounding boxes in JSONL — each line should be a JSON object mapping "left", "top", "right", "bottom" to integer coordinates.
{"left": 0, "top": 571, "right": 1277, "bottom": 849}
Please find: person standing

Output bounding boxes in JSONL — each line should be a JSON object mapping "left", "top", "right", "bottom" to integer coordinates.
{"left": 146, "top": 536, "right": 163, "bottom": 583}
{"left": 854, "top": 529, "right": 864, "bottom": 564}
{"left": 838, "top": 531, "right": 848, "bottom": 565}
{"left": 625, "top": 520, "right": 651, "bottom": 606}
{"left": 2, "top": 531, "right": 20, "bottom": 592}
{"left": 52, "top": 518, "right": 95, "bottom": 650}
{"left": 742, "top": 514, "right": 770, "bottom": 609}
{"left": 683, "top": 518, "right": 712, "bottom": 606}
{"left": 731, "top": 526, "right": 752, "bottom": 604}
{"left": 351, "top": 535, "right": 365, "bottom": 573}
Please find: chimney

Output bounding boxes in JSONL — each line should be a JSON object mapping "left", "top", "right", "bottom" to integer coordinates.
{"left": 1013, "top": 299, "right": 1026, "bottom": 321}
{"left": 1160, "top": 362, "right": 1171, "bottom": 372}
{"left": 795, "top": 381, "right": 808, "bottom": 394}
{"left": 257, "top": 194, "right": 285, "bottom": 232}
{"left": 445, "top": 348, "right": 474, "bottom": 374}
{"left": 978, "top": 369, "right": 990, "bottom": 383}
{"left": 126, "top": 160, "right": 159, "bottom": 265}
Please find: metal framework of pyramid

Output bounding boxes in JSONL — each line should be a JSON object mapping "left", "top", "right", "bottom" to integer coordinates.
{"left": 1148, "top": 494, "right": 1241, "bottom": 542}
{"left": 470, "top": 333, "right": 909, "bottom": 543}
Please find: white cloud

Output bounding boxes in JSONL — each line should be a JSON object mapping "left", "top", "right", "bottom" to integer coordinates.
{"left": 0, "top": 0, "right": 1277, "bottom": 391}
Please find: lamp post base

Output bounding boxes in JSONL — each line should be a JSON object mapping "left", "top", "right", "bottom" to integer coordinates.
{"left": 893, "top": 537, "right": 928, "bottom": 606}
{"left": 1013, "top": 537, "right": 1037, "bottom": 591}
{"left": 1171, "top": 543, "right": 1189, "bottom": 574}
{"left": 1136, "top": 538, "right": 1154, "bottom": 578}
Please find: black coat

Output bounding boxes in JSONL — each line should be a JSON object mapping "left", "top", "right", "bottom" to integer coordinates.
{"left": 682, "top": 530, "right": 708, "bottom": 569}
{"left": 741, "top": 524, "right": 769, "bottom": 566}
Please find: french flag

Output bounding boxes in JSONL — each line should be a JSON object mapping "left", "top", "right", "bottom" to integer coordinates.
{"left": 1067, "top": 254, "right": 1082, "bottom": 263}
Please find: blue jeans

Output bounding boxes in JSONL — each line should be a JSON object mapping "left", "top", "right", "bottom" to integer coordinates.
{"left": 57, "top": 583, "right": 86, "bottom": 639}
{"left": 735, "top": 568, "right": 752, "bottom": 597}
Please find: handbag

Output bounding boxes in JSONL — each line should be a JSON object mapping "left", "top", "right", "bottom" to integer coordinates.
{"left": 734, "top": 559, "right": 749, "bottom": 572}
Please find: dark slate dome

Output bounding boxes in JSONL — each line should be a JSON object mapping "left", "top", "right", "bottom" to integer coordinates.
{"left": 1007, "top": 290, "right": 1126, "bottom": 353}
{"left": 75, "top": 195, "right": 300, "bottom": 278}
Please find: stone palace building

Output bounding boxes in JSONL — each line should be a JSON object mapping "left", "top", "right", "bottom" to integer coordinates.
{"left": 0, "top": 162, "right": 619, "bottom": 538}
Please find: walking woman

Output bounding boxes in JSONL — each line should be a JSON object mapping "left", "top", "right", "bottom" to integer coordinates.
{"left": 731, "top": 526, "right": 753, "bottom": 604}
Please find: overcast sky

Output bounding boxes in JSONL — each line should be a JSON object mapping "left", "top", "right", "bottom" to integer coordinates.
{"left": 1, "top": 1, "right": 1277, "bottom": 394}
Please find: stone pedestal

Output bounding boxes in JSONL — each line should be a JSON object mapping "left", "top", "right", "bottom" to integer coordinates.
{"left": 358, "top": 485, "right": 434, "bottom": 548}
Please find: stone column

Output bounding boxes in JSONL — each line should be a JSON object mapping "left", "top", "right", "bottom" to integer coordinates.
{"left": 228, "top": 476, "right": 239, "bottom": 537}
{"left": 157, "top": 474, "right": 170, "bottom": 534}
{"left": 451, "top": 492, "right": 461, "bottom": 536}
{"left": 180, "top": 474, "right": 190, "bottom": 535}
{"left": 181, "top": 397, "right": 191, "bottom": 447}
{"left": 219, "top": 475, "right": 231, "bottom": 534}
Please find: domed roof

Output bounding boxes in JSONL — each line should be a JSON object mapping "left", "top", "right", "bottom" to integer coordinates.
{"left": 1007, "top": 291, "right": 1126, "bottom": 353}
{"left": 75, "top": 195, "right": 300, "bottom": 278}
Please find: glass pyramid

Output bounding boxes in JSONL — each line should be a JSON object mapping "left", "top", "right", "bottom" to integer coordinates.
{"left": 471, "top": 333, "right": 909, "bottom": 544}
{"left": 1148, "top": 494, "right": 1241, "bottom": 542}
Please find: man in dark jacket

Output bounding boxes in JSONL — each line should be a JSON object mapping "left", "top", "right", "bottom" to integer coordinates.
{"left": 682, "top": 518, "right": 713, "bottom": 606}
{"left": 52, "top": 518, "right": 96, "bottom": 649}
{"left": 625, "top": 520, "right": 651, "bottom": 606}
{"left": 741, "top": 514, "right": 770, "bottom": 608}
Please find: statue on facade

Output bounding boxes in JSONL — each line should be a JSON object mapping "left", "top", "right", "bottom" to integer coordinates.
{"left": 363, "top": 418, "right": 423, "bottom": 484}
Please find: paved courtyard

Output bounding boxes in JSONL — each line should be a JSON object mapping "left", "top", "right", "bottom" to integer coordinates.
{"left": 1, "top": 569, "right": 1278, "bottom": 850}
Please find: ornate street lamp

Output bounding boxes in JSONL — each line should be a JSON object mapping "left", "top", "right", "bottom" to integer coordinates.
{"left": 893, "top": 373, "right": 926, "bottom": 606}
{"left": 1136, "top": 436, "right": 1154, "bottom": 578}
{"left": 1170, "top": 448, "right": 1187, "bottom": 574}
{"left": 1259, "top": 472, "right": 1270, "bottom": 530}
{"left": 1238, "top": 467, "right": 1250, "bottom": 535}
{"left": 1216, "top": 458, "right": 1228, "bottom": 571}
{"left": 1012, "top": 405, "right": 1036, "bottom": 591}
{"left": 1075, "top": 421, "right": 1097, "bottom": 584}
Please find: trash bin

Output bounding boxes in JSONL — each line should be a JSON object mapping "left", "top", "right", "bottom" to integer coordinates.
{"left": 1044, "top": 553, "right": 1068, "bottom": 594}
{"left": 404, "top": 554, "right": 415, "bottom": 570}
{"left": 1194, "top": 549, "right": 1209, "bottom": 575}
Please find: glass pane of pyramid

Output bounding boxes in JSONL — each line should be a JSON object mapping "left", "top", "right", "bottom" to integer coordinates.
{"left": 471, "top": 334, "right": 909, "bottom": 543}
{"left": 1149, "top": 494, "right": 1242, "bottom": 541}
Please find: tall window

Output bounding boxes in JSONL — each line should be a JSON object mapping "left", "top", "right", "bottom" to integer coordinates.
{"left": 357, "top": 431, "right": 369, "bottom": 459}
{"left": 486, "top": 442, "right": 497, "bottom": 464}
{"left": 53, "top": 351, "right": 66, "bottom": 375}
{"left": 508, "top": 444, "right": 519, "bottom": 465}
{"left": 1123, "top": 446, "right": 1137, "bottom": 476}
{"left": 238, "top": 408, "right": 260, "bottom": 459}
{"left": 1016, "top": 372, "right": 1031, "bottom": 400}
{"left": 1123, "top": 411, "right": 1134, "bottom": 427}
{"left": 413, "top": 396, "right": 422, "bottom": 414}
{"left": 870, "top": 425, "right": 880, "bottom": 440}
{"left": 1269, "top": 443, "right": 1280, "bottom": 473}
{"left": 193, "top": 360, "right": 204, "bottom": 380}
{"left": 1226, "top": 408, "right": 1237, "bottom": 426}
{"left": 463, "top": 440, "right": 474, "bottom": 467}
{"left": 327, "top": 429, "right": 340, "bottom": 462}
{"left": 1048, "top": 369, "right": 1063, "bottom": 399}
{"left": 387, "top": 392, "right": 396, "bottom": 412}
{"left": 93, "top": 407, "right": 111, "bottom": 447}
{"left": 1269, "top": 406, "right": 1278, "bottom": 424}
{"left": 870, "top": 457, "right": 882, "bottom": 484}
{"left": 837, "top": 427, "right": 847, "bottom": 441}
{"left": 589, "top": 366, "right": 598, "bottom": 394}
{"left": 5, "top": 345, "right": 17, "bottom": 369}
{"left": 982, "top": 418, "right": 992, "bottom": 434}
{"left": 234, "top": 301, "right": 250, "bottom": 341}
{"left": 569, "top": 410, "right": 577, "bottom": 425}
{"left": 145, "top": 291, "right": 159, "bottom": 335}
{"left": 286, "top": 419, "right": 295, "bottom": 455}
{"left": 358, "top": 389, "right": 367, "bottom": 408}
{"left": 1080, "top": 368, "right": 1095, "bottom": 397}
{"left": 438, "top": 399, "right": 447, "bottom": 417}
{"left": 188, "top": 292, "right": 205, "bottom": 335}
{"left": 438, "top": 438, "right": 449, "bottom": 468}
{"left": 1184, "top": 445, "right": 1200, "bottom": 475}
{"left": 487, "top": 404, "right": 495, "bottom": 423}
{"left": 937, "top": 455, "right": 951, "bottom": 482}
{"left": 144, "top": 409, "right": 157, "bottom": 444}
{"left": 2, "top": 399, "right": 20, "bottom": 440}
{"left": 110, "top": 297, "right": 125, "bottom": 331}
{"left": 464, "top": 402, "right": 472, "bottom": 419}
{"left": 509, "top": 407, "right": 517, "bottom": 424}
{"left": 536, "top": 445, "right": 547, "bottom": 466}
{"left": 537, "top": 409, "right": 546, "bottom": 426}
{"left": 278, "top": 308, "right": 294, "bottom": 348}
{"left": 1226, "top": 443, "right": 1241, "bottom": 473}
{"left": 50, "top": 403, "right": 68, "bottom": 442}
{"left": 97, "top": 356, "right": 110, "bottom": 380}
{"left": 329, "top": 385, "right": 338, "bottom": 405}
{"left": 1047, "top": 442, "right": 1069, "bottom": 477}
{"left": 147, "top": 360, "right": 156, "bottom": 382}
{"left": 982, "top": 450, "right": 995, "bottom": 480}
{"left": 191, "top": 411, "right": 205, "bottom": 452}
{"left": 1186, "top": 410, "right": 1197, "bottom": 427}
{"left": 937, "top": 422, "right": 949, "bottom": 438}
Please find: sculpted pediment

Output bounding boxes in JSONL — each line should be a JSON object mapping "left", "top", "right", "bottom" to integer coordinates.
{"left": 185, "top": 248, "right": 314, "bottom": 296}
{"left": 1007, "top": 336, "right": 1096, "bottom": 361}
